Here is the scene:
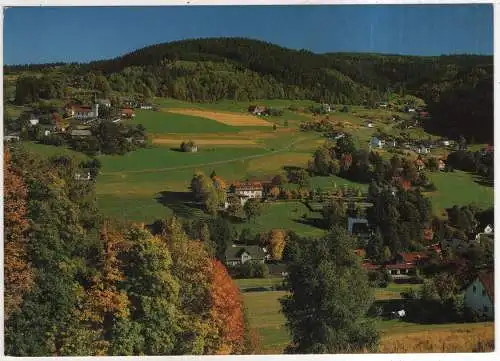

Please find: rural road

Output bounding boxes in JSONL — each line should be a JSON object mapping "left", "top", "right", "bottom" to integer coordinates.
{"left": 99, "top": 134, "right": 313, "bottom": 176}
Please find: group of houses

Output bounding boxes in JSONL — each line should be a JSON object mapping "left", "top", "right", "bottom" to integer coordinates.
{"left": 64, "top": 100, "right": 137, "bottom": 123}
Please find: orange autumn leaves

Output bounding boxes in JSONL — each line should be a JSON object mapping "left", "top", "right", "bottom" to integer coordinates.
{"left": 3, "top": 151, "right": 34, "bottom": 319}
{"left": 210, "top": 260, "right": 245, "bottom": 355}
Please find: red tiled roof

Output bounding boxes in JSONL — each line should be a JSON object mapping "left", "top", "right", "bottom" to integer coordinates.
{"left": 361, "top": 263, "right": 380, "bottom": 270}
{"left": 478, "top": 271, "right": 494, "bottom": 303}
{"left": 122, "top": 108, "right": 135, "bottom": 115}
{"left": 400, "top": 252, "right": 428, "bottom": 265}
{"left": 354, "top": 249, "right": 366, "bottom": 258}
{"left": 385, "top": 263, "right": 416, "bottom": 270}
{"left": 233, "top": 182, "right": 263, "bottom": 190}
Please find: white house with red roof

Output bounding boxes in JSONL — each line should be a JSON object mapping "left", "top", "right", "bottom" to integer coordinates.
{"left": 66, "top": 103, "right": 99, "bottom": 120}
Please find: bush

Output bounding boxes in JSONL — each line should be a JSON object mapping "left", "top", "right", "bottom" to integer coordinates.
{"left": 237, "top": 262, "right": 269, "bottom": 278}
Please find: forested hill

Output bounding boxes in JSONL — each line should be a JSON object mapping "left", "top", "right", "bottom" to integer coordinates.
{"left": 5, "top": 37, "right": 493, "bottom": 141}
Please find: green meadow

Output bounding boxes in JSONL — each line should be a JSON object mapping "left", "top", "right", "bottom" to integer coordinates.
{"left": 428, "top": 170, "right": 493, "bottom": 214}
{"left": 127, "top": 109, "right": 240, "bottom": 134}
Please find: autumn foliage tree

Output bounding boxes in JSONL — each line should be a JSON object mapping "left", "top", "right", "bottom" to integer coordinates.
{"left": 263, "top": 229, "right": 287, "bottom": 260}
{"left": 3, "top": 150, "right": 34, "bottom": 319}
{"left": 208, "top": 260, "right": 246, "bottom": 354}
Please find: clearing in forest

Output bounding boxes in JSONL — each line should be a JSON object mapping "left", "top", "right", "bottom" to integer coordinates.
{"left": 163, "top": 108, "right": 273, "bottom": 126}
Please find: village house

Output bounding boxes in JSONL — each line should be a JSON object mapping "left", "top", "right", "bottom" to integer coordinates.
{"left": 416, "top": 145, "right": 430, "bottom": 154}
{"left": 140, "top": 104, "right": 154, "bottom": 110}
{"left": 415, "top": 158, "right": 425, "bottom": 171}
{"left": 66, "top": 103, "right": 100, "bottom": 120}
{"left": 4, "top": 133, "right": 20, "bottom": 142}
{"left": 267, "top": 263, "right": 289, "bottom": 277}
{"left": 249, "top": 105, "right": 267, "bottom": 116}
{"left": 370, "top": 136, "right": 384, "bottom": 149}
{"left": 322, "top": 103, "right": 332, "bottom": 112}
{"left": 225, "top": 245, "right": 267, "bottom": 266}
{"left": 385, "top": 263, "right": 417, "bottom": 279}
{"left": 464, "top": 271, "right": 494, "bottom": 320}
{"left": 39, "top": 124, "right": 57, "bottom": 136}
{"left": 121, "top": 108, "right": 136, "bottom": 118}
{"left": 28, "top": 117, "right": 39, "bottom": 126}
{"left": 232, "top": 182, "right": 264, "bottom": 200}
{"left": 74, "top": 170, "right": 92, "bottom": 181}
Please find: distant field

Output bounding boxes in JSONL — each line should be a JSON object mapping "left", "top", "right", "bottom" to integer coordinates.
{"left": 98, "top": 147, "right": 268, "bottom": 174}
{"left": 165, "top": 108, "right": 273, "bottom": 127}
{"left": 127, "top": 109, "right": 240, "bottom": 134}
{"left": 379, "top": 322, "right": 494, "bottom": 353}
{"left": 428, "top": 170, "right": 493, "bottom": 213}
{"left": 153, "top": 137, "right": 261, "bottom": 147}
{"left": 242, "top": 288, "right": 494, "bottom": 354}
{"left": 19, "top": 142, "right": 90, "bottom": 161}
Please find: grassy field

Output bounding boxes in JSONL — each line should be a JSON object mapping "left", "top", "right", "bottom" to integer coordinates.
{"left": 233, "top": 201, "right": 326, "bottom": 237}
{"left": 242, "top": 288, "right": 494, "bottom": 354}
{"left": 428, "top": 170, "right": 494, "bottom": 214}
{"left": 19, "top": 142, "right": 90, "bottom": 162}
{"left": 126, "top": 109, "right": 241, "bottom": 134}
{"left": 235, "top": 278, "right": 284, "bottom": 290}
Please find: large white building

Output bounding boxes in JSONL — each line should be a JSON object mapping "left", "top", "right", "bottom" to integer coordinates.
{"left": 66, "top": 104, "right": 99, "bottom": 120}
{"left": 464, "top": 272, "right": 494, "bottom": 320}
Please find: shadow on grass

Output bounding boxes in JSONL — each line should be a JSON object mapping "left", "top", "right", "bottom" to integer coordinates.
{"left": 474, "top": 175, "right": 494, "bottom": 187}
{"left": 155, "top": 190, "right": 204, "bottom": 218}
{"left": 293, "top": 217, "right": 326, "bottom": 230}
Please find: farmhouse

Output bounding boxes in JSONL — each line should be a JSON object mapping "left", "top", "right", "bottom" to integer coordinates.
{"left": 232, "top": 182, "right": 264, "bottom": 200}
{"left": 66, "top": 104, "right": 100, "bottom": 120}
{"left": 464, "top": 271, "right": 494, "bottom": 320}
{"left": 385, "top": 263, "right": 417, "bottom": 279}
{"left": 121, "top": 108, "right": 136, "bottom": 118}
{"left": 249, "top": 105, "right": 267, "bottom": 116}
{"left": 225, "top": 245, "right": 267, "bottom": 266}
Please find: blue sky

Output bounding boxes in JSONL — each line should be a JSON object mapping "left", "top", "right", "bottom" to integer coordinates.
{"left": 3, "top": 4, "right": 493, "bottom": 65}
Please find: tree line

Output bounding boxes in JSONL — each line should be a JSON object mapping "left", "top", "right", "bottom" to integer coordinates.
{"left": 4, "top": 145, "right": 259, "bottom": 356}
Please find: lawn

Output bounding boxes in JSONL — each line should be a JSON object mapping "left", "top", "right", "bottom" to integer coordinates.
{"left": 309, "top": 175, "right": 369, "bottom": 191}
{"left": 428, "top": 170, "right": 494, "bottom": 214}
{"left": 19, "top": 142, "right": 90, "bottom": 162}
{"left": 233, "top": 201, "right": 326, "bottom": 237}
{"left": 126, "top": 109, "right": 240, "bottom": 134}
{"left": 98, "top": 146, "right": 268, "bottom": 174}
{"left": 235, "top": 278, "right": 284, "bottom": 290}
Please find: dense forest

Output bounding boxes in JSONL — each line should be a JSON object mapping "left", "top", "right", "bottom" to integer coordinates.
{"left": 4, "top": 37, "right": 493, "bottom": 141}
{"left": 3, "top": 145, "right": 258, "bottom": 356}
